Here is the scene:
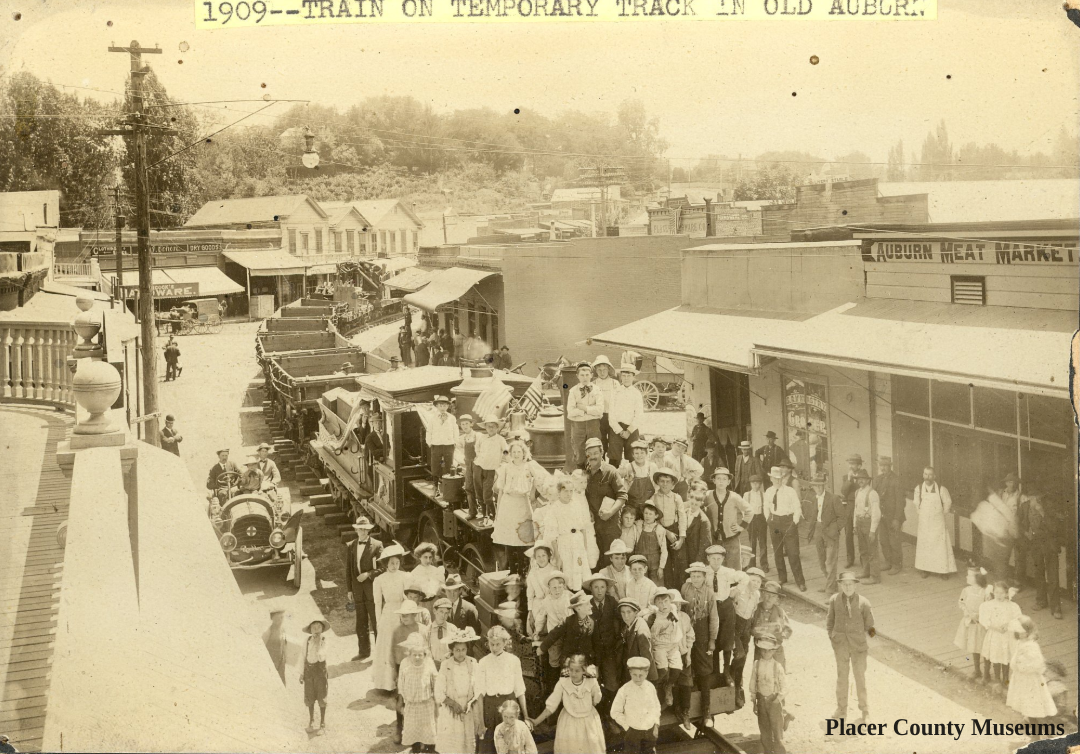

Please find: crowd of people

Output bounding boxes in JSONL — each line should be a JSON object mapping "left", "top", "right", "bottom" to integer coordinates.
{"left": 397, "top": 312, "right": 513, "bottom": 370}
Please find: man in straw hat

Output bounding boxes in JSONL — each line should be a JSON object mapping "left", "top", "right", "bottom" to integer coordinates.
{"left": 764, "top": 467, "right": 806, "bottom": 592}
{"left": 425, "top": 395, "right": 459, "bottom": 495}
{"left": 733, "top": 440, "right": 763, "bottom": 496}
{"left": 808, "top": 473, "right": 846, "bottom": 596}
{"left": 873, "top": 456, "right": 903, "bottom": 575}
{"left": 826, "top": 571, "right": 876, "bottom": 722}
{"left": 706, "top": 467, "right": 752, "bottom": 570}
{"left": 592, "top": 354, "right": 619, "bottom": 455}
{"left": 345, "top": 516, "right": 384, "bottom": 661}
{"left": 601, "top": 539, "right": 633, "bottom": 600}
{"left": 567, "top": 360, "right": 604, "bottom": 468}
{"left": 428, "top": 597, "right": 455, "bottom": 669}
{"left": 608, "top": 362, "right": 645, "bottom": 468}
{"left": 443, "top": 574, "right": 481, "bottom": 651}
{"left": 583, "top": 436, "right": 628, "bottom": 564}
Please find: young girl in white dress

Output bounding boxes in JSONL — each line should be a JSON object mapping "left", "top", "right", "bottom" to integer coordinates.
{"left": 979, "top": 580, "right": 1022, "bottom": 691}
{"left": 529, "top": 653, "right": 606, "bottom": 754}
{"left": 434, "top": 627, "right": 484, "bottom": 754}
{"left": 526, "top": 541, "right": 555, "bottom": 638}
{"left": 372, "top": 544, "right": 408, "bottom": 691}
{"left": 1007, "top": 616, "right": 1058, "bottom": 723}
{"left": 494, "top": 441, "right": 539, "bottom": 570}
{"left": 545, "top": 479, "right": 598, "bottom": 592}
{"left": 953, "top": 566, "right": 990, "bottom": 680}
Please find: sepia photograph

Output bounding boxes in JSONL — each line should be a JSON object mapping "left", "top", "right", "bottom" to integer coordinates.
{"left": 0, "top": 1, "right": 1078, "bottom": 753}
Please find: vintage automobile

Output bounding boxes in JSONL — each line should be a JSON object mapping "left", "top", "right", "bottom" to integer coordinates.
{"left": 208, "top": 469, "right": 305, "bottom": 588}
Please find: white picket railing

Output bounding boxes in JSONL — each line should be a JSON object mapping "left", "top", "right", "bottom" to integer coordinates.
{"left": 0, "top": 323, "right": 78, "bottom": 407}
{"left": 53, "top": 261, "right": 96, "bottom": 279}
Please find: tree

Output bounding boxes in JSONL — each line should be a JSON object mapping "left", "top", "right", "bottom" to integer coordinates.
{"left": 918, "top": 120, "right": 953, "bottom": 181}
{"left": 733, "top": 163, "right": 797, "bottom": 203}
{"left": 0, "top": 72, "right": 119, "bottom": 228}
{"left": 886, "top": 139, "right": 907, "bottom": 181}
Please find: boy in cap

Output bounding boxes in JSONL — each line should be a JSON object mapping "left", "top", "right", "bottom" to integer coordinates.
{"left": 584, "top": 572, "right": 622, "bottom": 699}
{"left": 473, "top": 416, "right": 508, "bottom": 525}
{"left": 428, "top": 597, "right": 455, "bottom": 669}
{"left": 749, "top": 637, "right": 787, "bottom": 754}
{"left": 425, "top": 395, "right": 459, "bottom": 495}
{"left": 345, "top": 516, "right": 384, "bottom": 661}
{"left": 645, "top": 468, "right": 685, "bottom": 587}
{"left": 646, "top": 588, "right": 683, "bottom": 709}
{"left": 457, "top": 413, "right": 478, "bottom": 514}
{"left": 626, "top": 554, "right": 659, "bottom": 609}
{"left": 730, "top": 566, "right": 766, "bottom": 709}
{"left": 566, "top": 361, "right": 604, "bottom": 468}
{"left": 744, "top": 473, "right": 769, "bottom": 571}
{"left": 681, "top": 561, "right": 718, "bottom": 725}
{"left": 705, "top": 544, "right": 742, "bottom": 684}
{"left": 826, "top": 571, "right": 875, "bottom": 722}
{"left": 751, "top": 581, "right": 792, "bottom": 669}
{"left": 608, "top": 363, "right": 644, "bottom": 467}
{"left": 617, "top": 598, "right": 657, "bottom": 686}
{"left": 612, "top": 656, "right": 662, "bottom": 754}
{"left": 301, "top": 619, "right": 331, "bottom": 734}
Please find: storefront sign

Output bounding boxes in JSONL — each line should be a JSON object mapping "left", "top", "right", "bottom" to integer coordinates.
{"left": 867, "top": 239, "right": 1078, "bottom": 266}
{"left": 87, "top": 242, "right": 224, "bottom": 257}
{"left": 120, "top": 282, "right": 199, "bottom": 298}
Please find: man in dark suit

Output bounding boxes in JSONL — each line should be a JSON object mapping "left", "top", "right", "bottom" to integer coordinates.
{"left": 808, "top": 473, "right": 848, "bottom": 595}
{"left": 839, "top": 454, "right": 864, "bottom": 569}
{"left": 206, "top": 448, "right": 242, "bottom": 498}
{"left": 732, "top": 440, "right": 763, "bottom": 495}
{"left": 873, "top": 456, "right": 903, "bottom": 575}
{"left": 444, "top": 574, "right": 482, "bottom": 655}
{"left": 755, "top": 432, "right": 786, "bottom": 488}
{"left": 344, "top": 517, "right": 383, "bottom": 661}
{"left": 585, "top": 573, "right": 622, "bottom": 742}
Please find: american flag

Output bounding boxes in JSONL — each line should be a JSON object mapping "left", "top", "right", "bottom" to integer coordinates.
{"left": 471, "top": 372, "right": 513, "bottom": 422}
{"left": 518, "top": 373, "right": 544, "bottom": 421}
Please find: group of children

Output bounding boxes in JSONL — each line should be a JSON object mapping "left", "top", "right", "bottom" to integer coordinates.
{"left": 954, "top": 565, "right": 1063, "bottom": 726}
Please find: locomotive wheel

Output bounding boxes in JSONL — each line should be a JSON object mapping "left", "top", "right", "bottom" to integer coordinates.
{"left": 458, "top": 543, "right": 496, "bottom": 593}
{"left": 417, "top": 511, "right": 442, "bottom": 554}
{"left": 292, "top": 526, "right": 304, "bottom": 589}
{"left": 635, "top": 380, "right": 660, "bottom": 410}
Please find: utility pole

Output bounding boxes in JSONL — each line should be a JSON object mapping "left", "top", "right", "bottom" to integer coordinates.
{"left": 102, "top": 40, "right": 168, "bottom": 446}
{"left": 113, "top": 185, "right": 125, "bottom": 301}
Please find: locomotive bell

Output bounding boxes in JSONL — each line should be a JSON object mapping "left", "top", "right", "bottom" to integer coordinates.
{"left": 509, "top": 409, "right": 527, "bottom": 432}
{"left": 527, "top": 405, "right": 566, "bottom": 471}
{"left": 450, "top": 367, "right": 496, "bottom": 419}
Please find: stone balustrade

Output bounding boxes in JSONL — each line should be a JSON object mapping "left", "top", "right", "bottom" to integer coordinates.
{"left": 0, "top": 322, "right": 78, "bottom": 407}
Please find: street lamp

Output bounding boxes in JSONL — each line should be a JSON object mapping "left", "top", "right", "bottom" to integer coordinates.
{"left": 301, "top": 127, "right": 320, "bottom": 169}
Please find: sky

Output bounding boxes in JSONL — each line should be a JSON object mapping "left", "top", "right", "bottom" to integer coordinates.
{"left": 0, "top": 0, "right": 1077, "bottom": 167}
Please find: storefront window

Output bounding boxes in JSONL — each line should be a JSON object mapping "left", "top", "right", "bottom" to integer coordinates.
{"left": 931, "top": 380, "right": 970, "bottom": 425}
{"left": 782, "top": 374, "right": 829, "bottom": 482}
{"left": 893, "top": 414, "right": 931, "bottom": 492}
{"left": 973, "top": 387, "right": 1017, "bottom": 435}
{"left": 1022, "top": 394, "right": 1072, "bottom": 446}
{"left": 893, "top": 374, "right": 929, "bottom": 416}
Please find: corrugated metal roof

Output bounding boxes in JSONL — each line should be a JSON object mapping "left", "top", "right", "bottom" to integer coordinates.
{"left": 185, "top": 195, "right": 325, "bottom": 227}
{"left": 877, "top": 180, "right": 1080, "bottom": 223}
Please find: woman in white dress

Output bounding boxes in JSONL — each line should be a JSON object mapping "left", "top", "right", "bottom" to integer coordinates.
{"left": 372, "top": 543, "right": 408, "bottom": 690}
{"left": 410, "top": 542, "right": 445, "bottom": 617}
{"left": 434, "top": 627, "right": 484, "bottom": 754}
{"left": 493, "top": 441, "right": 539, "bottom": 568}
{"left": 544, "top": 477, "right": 598, "bottom": 592}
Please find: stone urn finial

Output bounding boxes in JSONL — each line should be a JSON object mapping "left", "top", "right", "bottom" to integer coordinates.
{"left": 72, "top": 295, "right": 103, "bottom": 359}
{"left": 71, "top": 358, "right": 122, "bottom": 435}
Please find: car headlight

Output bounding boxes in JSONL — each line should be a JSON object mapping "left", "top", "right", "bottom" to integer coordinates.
{"left": 220, "top": 533, "right": 238, "bottom": 552}
{"left": 269, "top": 529, "right": 286, "bottom": 549}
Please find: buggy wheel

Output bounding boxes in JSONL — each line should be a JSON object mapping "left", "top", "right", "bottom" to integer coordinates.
{"left": 209, "top": 318, "right": 224, "bottom": 334}
{"left": 292, "top": 526, "right": 304, "bottom": 589}
{"left": 635, "top": 380, "right": 660, "bottom": 410}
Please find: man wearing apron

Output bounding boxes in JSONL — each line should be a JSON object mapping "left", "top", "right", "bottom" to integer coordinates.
{"left": 666, "top": 438, "right": 703, "bottom": 501}
{"left": 621, "top": 439, "right": 657, "bottom": 516}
